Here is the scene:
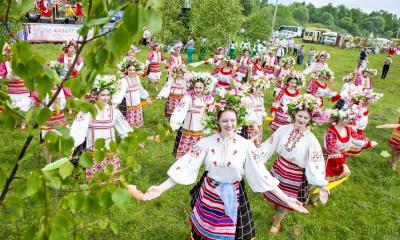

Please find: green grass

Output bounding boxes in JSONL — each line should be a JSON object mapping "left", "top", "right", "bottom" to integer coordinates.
{"left": 1, "top": 42, "right": 400, "bottom": 240}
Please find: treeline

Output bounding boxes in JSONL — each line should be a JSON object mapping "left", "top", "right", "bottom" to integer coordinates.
{"left": 156, "top": 0, "right": 400, "bottom": 48}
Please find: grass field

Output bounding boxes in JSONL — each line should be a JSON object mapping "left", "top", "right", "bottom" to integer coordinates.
{"left": 1, "top": 41, "right": 399, "bottom": 240}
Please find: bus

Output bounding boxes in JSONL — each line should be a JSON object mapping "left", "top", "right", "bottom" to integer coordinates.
{"left": 302, "top": 28, "right": 330, "bottom": 43}
{"left": 277, "top": 26, "right": 304, "bottom": 38}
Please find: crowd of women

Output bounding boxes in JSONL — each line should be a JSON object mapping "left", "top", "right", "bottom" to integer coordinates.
{"left": 1, "top": 39, "right": 399, "bottom": 239}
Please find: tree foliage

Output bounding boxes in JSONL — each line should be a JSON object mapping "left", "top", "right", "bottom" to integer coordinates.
{"left": 158, "top": 0, "right": 189, "bottom": 44}
{"left": 291, "top": 6, "right": 309, "bottom": 25}
{"left": 243, "top": 7, "right": 273, "bottom": 41}
{"left": 190, "top": 0, "right": 244, "bottom": 49}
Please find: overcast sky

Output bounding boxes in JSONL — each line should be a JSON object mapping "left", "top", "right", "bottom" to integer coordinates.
{"left": 277, "top": 0, "right": 400, "bottom": 17}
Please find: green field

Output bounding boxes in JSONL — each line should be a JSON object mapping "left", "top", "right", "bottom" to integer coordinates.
{"left": 1, "top": 42, "right": 399, "bottom": 240}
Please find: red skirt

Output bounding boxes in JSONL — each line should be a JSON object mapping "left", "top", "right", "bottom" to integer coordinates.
{"left": 126, "top": 105, "right": 143, "bottom": 128}
{"left": 325, "top": 151, "right": 346, "bottom": 181}
{"left": 389, "top": 127, "right": 400, "bottom": 152}
{"left": 270, "top": 106, "right": 290, "bottom": 132}
{"left": 86, "top": 152, "right": 121, "bottom": 180}
{"left": 263, "top": 156, "right": 309, "bottom": 210}
{"left": 172, "top": 128, "right": 204, "bottom": 159}
{"left": 165, "top": 93, "right": 183, "bottom": 118}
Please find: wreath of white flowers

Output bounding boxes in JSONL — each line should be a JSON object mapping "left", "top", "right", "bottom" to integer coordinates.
{"left": 93, "top": 75, "right": 119, "bottom": 95}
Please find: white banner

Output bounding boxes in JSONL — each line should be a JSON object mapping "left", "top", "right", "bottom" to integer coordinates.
{"left": 23, "top": 23, "right": 94, "bottom": 42}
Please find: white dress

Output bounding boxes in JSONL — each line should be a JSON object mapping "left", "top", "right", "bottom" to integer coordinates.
{"left": 113, "top": 76, "right": 149, "bottom": 107}
{"left": 170, "top": 94, "right": 206, "bottom": 132}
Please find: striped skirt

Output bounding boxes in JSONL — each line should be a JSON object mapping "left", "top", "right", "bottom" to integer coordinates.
{"left": 172, "top": 127, "right": 204, "bottom": 159}
{"left": 148, "top": 63, "right": 162, "bottom": 82}
{"left": 190, "top": 173, "right": 255, "bottom": 240}
{"left": 85, "top": 151, "right": 121, "bottom": 180}
{"left": 263, "top": 157, "right": 309, "bottom": 210}
{"left": 270, "top": 107, "right": 290, "bottom": 132}
{"left": 165, "top": 93, "right": 183, "bottom": 118}
{"left": 40, "top": 111, "right": 69, "bottom": 140}
{"left": 127, "top": 105, "right": 143, "bottom": 128}
{"left": 389, "top": 127, "right": 400, "bottom": 153}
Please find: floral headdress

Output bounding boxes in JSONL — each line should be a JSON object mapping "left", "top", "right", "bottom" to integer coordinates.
{"left": 93, "top": 75, "right": 118, "bottom": 95}
{"left": 128, "top": 45, "right": 140, "bottom": 54}
{"left": 150, "top": 43, "right": 163, "bottom": 50}
{"left": 204, "top": 88, "right": 248, "bottom": 131}
{"left": 63, "top": 40, "right": 77, "bottom": 52}
{"left": 342, "top": 72, "right": 356, "bottom": 82}
{"left": 49, "top": 60, "right": 65, "bottom": 77}
{"left": 246, "top": 78, "right": 270, "bottom": 92}
{"left": 363, "top": 68, "right": 377, "bottom": 76}
{"left": 186, "top": 72, "right": 215, "bottom": 94}
{"left": 118, "top": 58, "right": 144, "bottom": 73}
{"left": 169, "top": 43, "right": 183, "bottom": 53}
{"left": 221, "top": 56, "right": 235, "bottom": 67}
{"left": 284, "top": 71, "right": 306, "bottom": 88}
{"left": 2, "top": 43, "right": 10, "bottom": 55}
{"left": 317, "top": 68, "right": 335, "bottom": 81}
{"left": 285, "top": 94, "right": 323, "bottom": 125}
{"left": 315, "top": 50, "right": 330, "bottom": 61}
{"left": 280, "top": 57, "right": 295, "bottom": 67}
{"left": 169, "top": 65, "right": 187, "bottom": 80}
{"left": 351, "top": 88, "right": 383, "bottom": 104}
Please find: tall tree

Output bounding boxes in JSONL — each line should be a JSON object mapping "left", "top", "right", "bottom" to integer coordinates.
{"left": 190, "top": 0, "right": 244, "bottom": 49}
{"left": 240, "top": 0, "right": 252, "bottom": 16}
{"left": 291, "top": 6, "right": 309, "bottom": 24}
{"left": 320, "top": 11, "right": 335, "bottom": 26}
{"left": 243, "top": 7, "right": 273, "bottom": 40}
{"left": 158, "top": 0, "right": 190, "bottom": 44}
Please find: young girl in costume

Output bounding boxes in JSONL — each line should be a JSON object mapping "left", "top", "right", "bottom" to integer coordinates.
{"left": 355, "top": 68, "right": 377, "bottom": 90}
{"left": 204, "top": 47, "right": 225, "bottom": 76}
{"left": 307, "top": 68, "right": 341, "bottom": 106}
{"left": 169, "top": 72, "right": 213, "bottom": 159}
{"left": 145, "top": 43, "right": 166, "bottom": 91}
{"left": 235, "top": 49, "right": 252, "bottom": 82}
{"left": 273, "top": 56, "right": 295, "bottom": 96}
{"left": 70, "top": 75, "right": 132, "bottom": 179}
{"left": 113, "top": 58, "right": 150, "bottom": 128}
{"left": 260, "top": 94, "right": 330, "bottom": 234}
{"left": 302, "top": 50, "right": 330, "bottom": 80}
{"left": 270, "top": 72, "right": 304, "bottom": 132}
{"left": 130, "top": 89, "right": 308, "bottom": 240}
{"left": 157, "top": 65, "right": 188, "bottom": 119}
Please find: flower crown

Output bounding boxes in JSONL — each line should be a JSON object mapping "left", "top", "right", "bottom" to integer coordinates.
{"left": 342, "top": 72, "right": 356, "bottom": 82}
{"left": 169, "top": 65, "right": 187, "bottom": 80}
{"left": 284, "top": 71, "right": 306, "bottom": 88}
{"left": 221, "top": 56, "right": 235, "bottom": 66}
{"left": 280, "top": 57, "right": 295, "bottom": 67}
{"left": 351, "top": 88, "right": 383, "bottom": 104}
{"left": 2, "top": 42, "right": 10, "bottom": 55}
{"left": 317, "top": 68, "right": 335, "bottom": 81}
{"left": 204, "top": 88, "right": 248, "bottom": 131}
{"left": 315, "top": 51, "right": 330, "bottom": 60}
{"left": 249, "top": 78, "right": 270, "bottom": 91}
{"left": 186, "top": 72, "right": 215, "bottom": 93}
{"left": 285, "top": 94, "right": 323, "bottom": 125}
{"left": 327, "top": 108, "right": 356, "bottom": 121}
{"left": 63, "top": 40, "right": 77, "bottom": 50}
{"left": 93, "top": 75, "right": 118, "bottom": 95}
{"left": 118, "top": 58, "right": 144, "bottom": 72}
{"left": 363, "top": 68, "right": 377, "bottom": 76}
{"left": 49, "top": 60, "right": 65, "bottom": 76}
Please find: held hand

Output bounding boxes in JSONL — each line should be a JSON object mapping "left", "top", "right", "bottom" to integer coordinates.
{"left": 319, "top": 186, "right": 330, "bottom": 205}
{"left": 285, "top": 197, "right": 309, "bottom": 214}
{"left": 142, "top": 185, "right": 163, "bottom": 201}
{"left": 127, "top": 185, "right": 145, "bottom": 200}
{"left": 370, "top": 141, "right": 378, "bottom": 148}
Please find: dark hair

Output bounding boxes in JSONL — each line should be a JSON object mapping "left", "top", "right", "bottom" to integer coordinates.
{"left": 333, "top": 99, "right": 346, "bottom": 110}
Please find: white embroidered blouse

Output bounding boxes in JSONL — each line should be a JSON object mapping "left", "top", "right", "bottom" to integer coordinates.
{"left": 170, "top": 94, "right": 207, "bottom": 131}
{"left": 113, "top": 76, "right": 149, "bottom": 106}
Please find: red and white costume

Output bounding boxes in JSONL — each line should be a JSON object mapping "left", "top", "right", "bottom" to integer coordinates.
{"left": 244, "top": 95, "right": 266, "bottom": 146}
{"left": 355, "top": 75, "right": 372, "bottom": 90}
{"left": 302, "top": 61, "right": 328, "bottom": 79}
{"left": 0, "top": 61, "right": 33, "bottom": 112}
{"left": 168, "top": 54, "right": 185, "bottom": 70}
{"left": 307, "top": 80, "right": 340, "bottom": 105}
{"left": 205, "top": 54, "right": 224, "bottom": 75}
{"left": 263, "top": 55, "right": 277, "bottom": 76}
{"left": 214, "top": 68, "right": 239, "bottom": 90}
{"left": 146, "top": 50, "right": 166, "bottom": 83}
{"left": 70, "top": 105, "right": 132, "bottom": 179}
{"left": 170, "top": 93, "right": 207, "bottom": 159}
{"left": 273, "top": 67, "right": 291, "bottom": 96}
{"left": 252, "top": 63, "right": 266, "bottom": 81}
{"left": 57, "top": 53, "right": 84, "bottom": 98}
{"left": 324, "top": 125, "right": 370, "bottom": 181}
{"left": 270, "top": 88, "right": 299, "bottom": 132}
{"left": 158, "top": 74, "right": 187, "bottom": 118}
{"left": 235, "top": 55, "right": 252, "bottom": 81}
{"left": 112, "top": 76, "right": 149, "bottom": 128}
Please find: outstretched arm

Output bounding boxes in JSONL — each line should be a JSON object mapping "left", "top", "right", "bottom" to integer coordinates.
{"left": 376, "top": 124, "right": 400, "bottom": 129}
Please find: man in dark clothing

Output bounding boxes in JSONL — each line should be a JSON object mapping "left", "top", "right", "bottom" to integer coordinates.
{"left": 358, "top": 48, "right": 367, "bottom": 67}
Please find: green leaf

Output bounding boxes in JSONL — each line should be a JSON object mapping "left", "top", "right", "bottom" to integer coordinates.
{"left": 94, "top": 48, "right": 108, "bottom": 70}
{"left": 99, "top": 189, "right": 113, "bottom": 208}
{"left": 42, "top": 171, "right": 62, "bottom": 189}
{"left": 86, "top": 16, "right": 111, "bottom": 27}
{"left": 11, "top": 42, "right": 34, "bottom": 64}
{"left": 17, "top": 0, "right": 35, "bottom": 17}
{"left": 380, "top": 150, "right": 391, "bottom": 158}
{"left": 109, "top": 140, "right": 118, "bottom": 152}
{"left": 26, "top": 171, "right": 42, "bottom": 197}
{"left": 79, "top": 152, "right": 94, "bottom": 169}
{"left": 42, "top": 157, "right": 70, "bottom": 172}
{"left": 37, "top": 107, "right": 52, "bottom": 126}
{"left": 95, "top": 150, "right": 106, "bottom": 163}
{"left": 95, "top": 138, "right": 105, "bottom": 150}
{"left": 123, "top": 4, "right": 139, "bottom": 34}
{"left": 111, "top": 188, "right": 130, "bottom": 209}
{"left": 59, "top": 161, "right": 75, "bottom": 179}
{"left": 59, "top": 135, "right": 74, "bottom": 156}
{"left": 110, "top": 222, "right": 119, "bottom": 234}
{"left": 4, "top": 196, "right": 23, "bottom": 220}
{"left": 0, "top": 168, "right": 6, "bottom": 187}
{"left": 144, "top": 9, "right": 162, "bottom": 34}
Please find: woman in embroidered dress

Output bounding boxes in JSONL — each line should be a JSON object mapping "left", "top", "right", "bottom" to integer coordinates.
{"left": 376, "top": 107, "right": 400, "bottom": 170}
{"left": 302, "top": 50, "right": 330, "bottom": 80}
{"left": 157, "top": 65, "right": 188, "bottom": 119}
{"left": 324, "top": 100, "right": 377, "bottom": 182}
{"left": 0, "top": 43, "right": 34, "bottom": 129}
{"left": 263, "top": 49, "right": 277, "bottom": 78}
{"left": 70, "top": 75, "right": 132, "bottom": 180}
{"left": 272, "top": 56, "right": 295, "bottom": 96}
{"left": 307, "top": 68, "right": 341, "bottom": 106}
{"left": 270, "top": 72, "right": 304, "bottom": 132}
{"left": 130, "top": 90, "right": 308, "bottom": 240}
{"left": 260, "top": 94, "right": 330, "bottom": 234}
{"left": 168, "top": 45, "right": 185, "bottom": 70}
{"left": 57, "top": 40, "right": 84, "bottom": 99}
{"left": 113, "top": 59, "right": 150, "bottom": 128}
{"left": 204, "top": 47, "right": 225, "bottom": 76}
{"left": 235, "top": 49, "right": 252, "bottom": 82}
{"left": 355, "top": 68, "right": 377, "bottom": 90}
{"left": 340, "top": 72, "right": 359, "bottom": 102}
{"left": 213, "top": 57, "right": 239, "bottom": 90}
{"left": 145, "top": 43, "right": 166, "bottom": 91}
{"left": 170, "top": 73, "right": 213, "bottom": 159}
